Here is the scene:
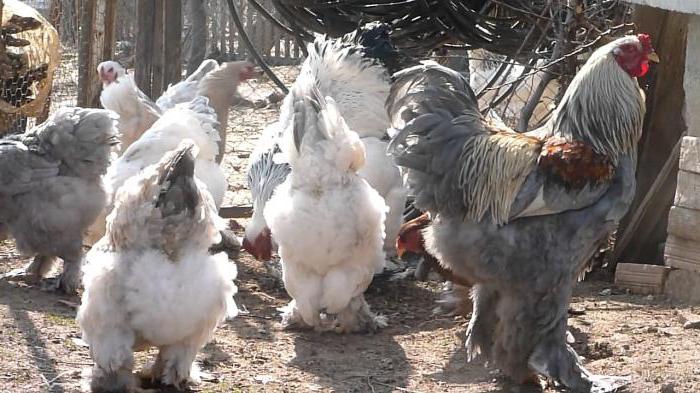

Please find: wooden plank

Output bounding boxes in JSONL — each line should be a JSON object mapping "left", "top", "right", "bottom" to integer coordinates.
{"left": 77, "top": 0, "right": 96, "bottom": 107}
{"left": 680, "top": 136, "right": 700, "bottom": 174}
{"left": 163, "top": 0, "right": 182, "bottom": 88}
{"left": 615, "top": 263, "right": 671, "bottom": 287}
{"left": 219, "top": 205, "right": 253, "bottom": 219}
{"left": 614, "top": 7, "right": 688, "bottom": 264}
{"left": 665, "top": 234, "right": 700, "bottom": 273}
{"left": 675, "top": 170, "right": 700, "bottom": 210}
{"left": 135, "top": 0, "right": 155, "bottom": 98}
{"left": 668, "top": 206, "right": 700, "bottom": 242}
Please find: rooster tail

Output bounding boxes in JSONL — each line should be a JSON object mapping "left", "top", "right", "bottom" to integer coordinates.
{"left": 286, "top": 74, "right": 365, "bottom": 171}
{"left": 186, "top": 59, "right": 219, "bottom": 83}
{"left": 155, "top": 140, "right": 200, "bottom": 218}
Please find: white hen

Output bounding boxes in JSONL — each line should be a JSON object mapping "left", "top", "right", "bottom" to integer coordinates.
{"left": 78, "top": 141, "right": 237, "bottom": 392}
{"left": 244, "top": 32, "right": 407, "bottom": 262}
{"left": 264, "top": 74, "right": 387, "bottom": 333}
{"left": 85, "top": 97, "right": 226, "bottom": 246}
{"left": 97, "top": 61, "right": 161, "bottom": 153}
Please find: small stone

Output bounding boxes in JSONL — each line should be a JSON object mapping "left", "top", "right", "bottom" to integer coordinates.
{"left": 683, "top": 320, "right": 700, "bottom": 330}
{"left": 599, "top": 288, "right": 612, "bottom": 296}
{"left": 646, "top": 326, "right": 658, "bottom": 333}
{"left": 661, "top": 382, "right": 676, "bottom": 393}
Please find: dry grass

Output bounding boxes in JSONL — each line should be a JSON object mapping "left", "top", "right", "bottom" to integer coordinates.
{"left": 0, "top": 66, "right": 699, "bottom": 393}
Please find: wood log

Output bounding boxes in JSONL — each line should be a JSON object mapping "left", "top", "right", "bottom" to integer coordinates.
{"left": 103, "top": 0, "right": 117, "bottom": 61}
{"left": 615, "top": 263, "right": 671, "bottom": 295}
{"left": 680, "top": 135, "right": 700, "bottom": 174}
{"left": 674, "top": 170, "right": 700, "bottom": 210}
{"left": 665, "top": 234, "right": 700, "bottom": 273}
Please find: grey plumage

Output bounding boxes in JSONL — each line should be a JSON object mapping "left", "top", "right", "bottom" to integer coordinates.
{"left": 388, "top": 35, "right": 647, "bottom": 392}
{"left": 0, "top": 107, "right": 119, "bottom": 294}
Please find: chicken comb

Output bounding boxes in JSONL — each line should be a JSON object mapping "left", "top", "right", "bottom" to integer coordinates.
{"left": 637, "top": 33, "right": 653, "bottom": 51}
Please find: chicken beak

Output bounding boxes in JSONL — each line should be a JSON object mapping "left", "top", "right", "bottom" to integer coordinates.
{"left": 648, "top": 52, "right": 660, "bottom": 63}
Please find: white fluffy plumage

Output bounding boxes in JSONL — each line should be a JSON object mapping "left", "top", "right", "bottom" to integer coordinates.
{"left": 77, "top": 142, "right": 237, "bottom": 392}
{"left": 244, "top": 36, "right": 406, "bottom": 260}
{"left": 264, "top": 77, "right": 387, "bottom": 333}
{"left": 85, "top": 97, "right": 227, "bottom": 246}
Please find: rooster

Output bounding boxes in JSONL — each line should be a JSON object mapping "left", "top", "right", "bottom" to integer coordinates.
{"left": 0, "top": 108, "right": 119, "bottom": 294}
{"left": 85, "top": 97, "right": 226, "bottom": 246}
{"left": 264, "top": 73, "right": 387, "bottom": 333}
{"left": 77, "top": 141, "right": 237, "bottom": 391}
{"left": 243, "top": 24, "right": 409, "bottom": 265}
{"left": 387, "top": 34, "right": 657, "bottom": 391}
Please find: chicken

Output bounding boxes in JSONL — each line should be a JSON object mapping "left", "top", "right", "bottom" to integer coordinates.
{"left": 387, "top": 34, "right": 657, "bottom": 391}
{"left": 85, "top": 96, "right": 226, "bottom": 246}
{"left": 155, "top": 59, "right": 218, "bottom": 110}
{"left": 97, "top": 61, "right": 162, "bottom": 153}
{"left": 263, "top": 75, "right": 387, "bottom": 333}
{"left": 243, "top": 25, "right": 408, "bottom": 263}
{"left": 77, "top": 141, "right": 237, "bottom": 392}
{"left": 0, "top": 108, "right": 119, "bottom": 294}
{"left": 397, "top": 213, "right": 473, "bottom": 316}
{"left": 98, "top": 59, "right": 256, "bottom": 160}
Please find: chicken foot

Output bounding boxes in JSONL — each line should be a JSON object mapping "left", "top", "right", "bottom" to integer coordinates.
{"left": 39, "top": 250, "right": 83, "bottom": 295}
{"left": 0, "top": 254, "right": 56, "bottom": 283}
{"left": 434, "top": 281, "right": 473, "bottom": 317}
{"left": 330, "top": 295, "right": 387, "bottom": 334}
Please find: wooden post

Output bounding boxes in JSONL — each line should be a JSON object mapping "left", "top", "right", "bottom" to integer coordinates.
{"left": 151, "top": 0, "right": 165, "bottom": 97}
{"left": 614, "top": 7, "right": 688, "bottom": 264}
{"left": 135, "top": 0, "right": 155, "bottom": 98}
{"left": 163, "top": 0, "right": 183, "bottom": 87}
{"left": 77, "top": 0, "right": 96, "bottom": 107}
{"left": 103, "top": 0, "right": 117, "bottom": 60}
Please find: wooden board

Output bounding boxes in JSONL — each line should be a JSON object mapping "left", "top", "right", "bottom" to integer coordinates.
{"left": 674, "top": 170, "right": 700, "bottom": 210}
{"left": 665, "top": 234, "right": 700, "bottom": 273}
{"left": 667, "top": 206, "right": 700, "bottom": 242}
{"left": 614, "top": 7, "right": 688, "bottom": 264}
{"left": 219, "top": 205, "right": 253, "bottom": 219}
{"left": 615, "top": 263, "right": 671, "bottom": 295}
{"left": 680, "top": 136, "right": 700, "bottom": 174}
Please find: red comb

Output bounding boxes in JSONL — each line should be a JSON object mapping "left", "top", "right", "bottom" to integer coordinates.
{"left": 637, "top": 33, "right": 652, "bottom": 48}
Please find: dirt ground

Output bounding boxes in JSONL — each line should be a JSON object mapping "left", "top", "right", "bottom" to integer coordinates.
{"left": 1, "top": 67, "right": 699, "bottom": 393}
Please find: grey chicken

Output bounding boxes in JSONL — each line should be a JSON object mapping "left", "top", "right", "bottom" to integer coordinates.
{"left": 0, "top": 108, "right": 119, "bottom": 294}
{"left": 387, "top": 34, "right": 657, "bottom": 392}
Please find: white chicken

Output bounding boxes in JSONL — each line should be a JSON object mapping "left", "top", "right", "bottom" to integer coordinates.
{"left": 243, "top": 29, "right": 407, "bottom": 263}
{"left": 78, "top": 141, "right": 237, "bottom": 392}
{"left": 97, "top": 59, "right": 256, "bottom": 160}
{"left": 97, "top": 61, "right": 161, "bottom": 153}
{"left": 264, "top": 73, "right": 387, "bottom": 333}
{"left": 85, "top": 96, "right": 226, "bottom": 246}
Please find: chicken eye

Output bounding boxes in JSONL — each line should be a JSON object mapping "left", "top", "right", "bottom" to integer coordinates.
{"left": 108, "top": 67, "right": 114, "bottom": 72}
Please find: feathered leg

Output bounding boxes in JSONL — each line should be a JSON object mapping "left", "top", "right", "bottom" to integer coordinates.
{"left": 465, "top": 284, "right": 499, "bottom": 361}
{"left": 88, "top": 331, "right": 140, "bottom": 392}
{"left": 152, "top": 342, "right": 202, "bottom": 389}
{"left": 57, "top": 249, "right": 83, "bottom": 295}
{"left": 434, "top": 281, "right": 473, "bottom": 317}
{"left": 280, "top": 261, "right": 321, "bottom": 329}
{"left": 333, "top": 295, "right": 387, "bottom": 333}
{"left": 0, "top": 255, "right": 57, "bottom": 283}
{"left": 526, "top": 285, "right": 630, "bottom": 393}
